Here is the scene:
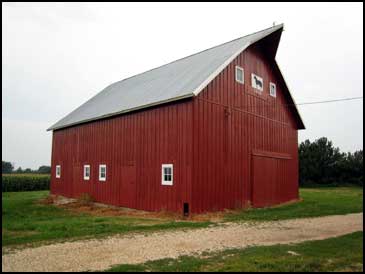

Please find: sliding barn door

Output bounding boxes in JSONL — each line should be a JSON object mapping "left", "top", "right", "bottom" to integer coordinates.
{"left": 251, "top": 151, "right": 292, "bottom": 207}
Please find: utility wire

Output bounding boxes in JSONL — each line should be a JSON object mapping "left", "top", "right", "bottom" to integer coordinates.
{"left": 232, "top": 96, "right": 362, "bottom": 108}
{"left": 198, "top": 96, "right": 363, "bottom": 110}
{"left": 296, "top": 96, "right": 363, "bottom": 106}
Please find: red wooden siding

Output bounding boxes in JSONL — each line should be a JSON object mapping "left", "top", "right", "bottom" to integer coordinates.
{"left": 51, "top": 101, "right": 193, "bottom": 214}
{"left": 50, "top": 41, "right": 300, "bottom": 214}
{"left": 191, "top": 43, "right": 299, "bottom": 213}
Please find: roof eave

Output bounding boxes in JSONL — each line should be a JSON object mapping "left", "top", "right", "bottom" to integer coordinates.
{"left": 47, "top": 92, "right": 195, "bottom": 131}
{"left": 274, "top": 61, "right": 306, "bottom": 130}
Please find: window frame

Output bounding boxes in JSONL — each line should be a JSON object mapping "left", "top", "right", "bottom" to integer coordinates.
{"left": 84, "top": 165, "right": 90, "bottom": 181}
{"left": 269, "top": 82, "right": 277, "bottom": 97}
{"left": 55, "top": 165, "right": 61, "bottom": 178}
{"left": 99, "top": 164, "right": 106, "bottom": 182}
{"left": 235, "top": 66, "right": 244, "bottom": 84}
{"left": 251, "top": 73, "right": 264, "bottom": 92}
{"left": 161, "top": 164, "right": 173, "bottom": 186}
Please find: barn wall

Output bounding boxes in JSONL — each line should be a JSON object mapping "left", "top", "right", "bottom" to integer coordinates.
{"left": 51, "top": 42, "right": 300, "bottom": 214}
{"left": 191, "top": 43, "right": 299, "bottom": 213}
{"left": 50, "top": 100, "right": 193, "bottom": 213}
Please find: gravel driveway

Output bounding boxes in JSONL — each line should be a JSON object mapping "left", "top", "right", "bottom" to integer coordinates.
{"left": 2, "top": 213, "right": 363, "bottom": 272}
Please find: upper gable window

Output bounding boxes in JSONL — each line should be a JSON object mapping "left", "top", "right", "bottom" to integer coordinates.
{"left": 270, "top": 82, "right": 277, "bottom": 97}
{"left": 251, "top": 73, "right": 263, "bottom": 92}
{"left": 235, "top": 66, "right": 244, "bottom": 84}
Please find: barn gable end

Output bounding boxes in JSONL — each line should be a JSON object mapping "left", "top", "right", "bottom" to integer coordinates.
{"left": 190, "top": 38, "right": 300, "bottom": 213}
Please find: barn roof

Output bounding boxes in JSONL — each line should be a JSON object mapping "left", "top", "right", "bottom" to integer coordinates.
{"left": 48, "top": 24, "right": 305, "bottom": 131}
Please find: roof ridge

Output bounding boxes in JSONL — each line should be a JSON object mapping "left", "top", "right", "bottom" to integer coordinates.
{"left": 108, "top": 24, "right": 284, "bottom": 87}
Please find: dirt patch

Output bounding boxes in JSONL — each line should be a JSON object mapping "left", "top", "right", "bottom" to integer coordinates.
{"left": 39, "top": 195, "right": 73, "bottom": 206}
{"left": 269, "top": 198, "right": 303, "bottom": 208}
{"left": 40, "top": 194, "right": 227, "bottom": 221}
{"left": 60, "top": 201, "right": 236, "bottom": 222}
{"left": 2, "top": 213, "right": 363, "bottom": 272}
{"left": 58, "top": 201, "right": 184, "bottom": 220}
{"left": 38, "top": 194, "right": 302, "bottom": 223}
{"left": 189, "top": 210, "right": 233, "bottom": 222}
{"left": 38, "top": 195, "right": 57, "bottom": 205}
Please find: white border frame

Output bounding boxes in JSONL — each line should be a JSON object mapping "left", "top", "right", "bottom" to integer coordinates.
{"left": 161, "top": 164, "right": 173, "bottom": 186}
{"left": 251, "top": 73, "right": 264, "bottom": 92}
{"left": 235, "top": 66, "right": 244, "bottom": 84}
{"left": 269, "top": 82, "right": 277, "bottom": 97}
{"left": 99, "top": 164, "right": 106, "bottom": 182}
{"left": 55, "top": 165, "right": 61, "bottom": 178}
{"left": 84, "top": 165, "right": 90, "bottom": 180}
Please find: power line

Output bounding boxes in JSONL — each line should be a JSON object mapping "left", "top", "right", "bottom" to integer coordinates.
{"left": 199, "top": 96, "right": 363, "bottom": 109}
{"left": 296, "top": 96, "right": 363, "bottom": 106}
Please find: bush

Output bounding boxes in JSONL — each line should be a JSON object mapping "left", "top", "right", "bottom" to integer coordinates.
{"left": 2, "top": 174, "right": 50, "bottom": 192}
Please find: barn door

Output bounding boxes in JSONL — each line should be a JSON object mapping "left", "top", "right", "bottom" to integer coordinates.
{"left": 251, "top": 156, "right": 277, "bottom": 207}
{"left": 251, "top": 151, "right": 291, "bottom": 208}
{"left": 119, "top": 164, "right": 137, "bottom": 209}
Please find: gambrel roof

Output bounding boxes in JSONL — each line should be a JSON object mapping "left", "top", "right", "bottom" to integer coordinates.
{"left": 48, "top": 24, "right": 305, "bottom": 131}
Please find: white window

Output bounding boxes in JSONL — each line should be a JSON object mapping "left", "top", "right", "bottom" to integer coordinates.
{"left": 99, "top": 164, "right": 106, "bottom": 181}
{"left": 235, "top": 66, "right": 244, "bottom": 84}
{"left": 56, "top": 165, "right": 61, "bottom": 178}
{"left": 84, "top": 165, "right": 90, "bottom": 180}
{"left": 251, "top": 73, "right": 264, "bottom": 92}
{"left": 270, "top": 82, "right": 277, "bottom": 97}
{"left": 161, "top": 164, "right": 173, "bottom": 186}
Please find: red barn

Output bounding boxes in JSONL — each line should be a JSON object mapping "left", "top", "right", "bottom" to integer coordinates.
{"left": 48, "top": 24, "right": 305, "bottom": 215}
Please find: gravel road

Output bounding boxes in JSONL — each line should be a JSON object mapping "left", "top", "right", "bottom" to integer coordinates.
{"left": 2, "top": 213, "right": 363, "bottom": 272}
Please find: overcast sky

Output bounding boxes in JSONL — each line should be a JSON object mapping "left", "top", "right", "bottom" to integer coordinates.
{"left": 2, "top": 2, "right": 363, "bottom": 169}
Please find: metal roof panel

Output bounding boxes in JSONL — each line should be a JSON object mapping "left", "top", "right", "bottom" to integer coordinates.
{"left": 48, "top": 24, "right": 294, "bottom": 130}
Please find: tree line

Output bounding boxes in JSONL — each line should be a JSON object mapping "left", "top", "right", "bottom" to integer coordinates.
{"left": 299, "top": 137, "right": 363, "bottom": 186}
{"left": 2, "top": 162, "right": 51, "bottom": 174}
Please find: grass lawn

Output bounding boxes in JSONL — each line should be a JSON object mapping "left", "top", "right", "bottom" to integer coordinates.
{"left": 2, "top": 191, "right": 211, "bottom": 247}
{"left": 225, "top": 187, "right": 363, "bottom": 222}
{"left": 2, "top": 187, "right": 363, "bottom": 248}
{"left": 106, "top": 232, "right": 364, "bottom": 272}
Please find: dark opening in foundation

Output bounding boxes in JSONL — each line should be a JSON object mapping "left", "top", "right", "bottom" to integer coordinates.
{"left": 183, "top": 203, "right": 189, "bottom": 216}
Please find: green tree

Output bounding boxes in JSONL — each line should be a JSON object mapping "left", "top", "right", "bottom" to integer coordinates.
{"left": 299, "top": 137, "right": 344, "bottom": 186}
{"left": 299, "top": 138, "right": 363, "bottom": 186}
{"left": 24, "top": 168, "right": 32, "bottom": 173}
{"left": 15, "top": 167, "right": 23, "bottom": 173}
{"left": 2, "top": 161, "right": 14, "bottom": 173}
{"left": 37, "top": 165, "right": 51, "bottom": 174}
{"left": 337, "top": 150, "right": 363, "bottom": 186}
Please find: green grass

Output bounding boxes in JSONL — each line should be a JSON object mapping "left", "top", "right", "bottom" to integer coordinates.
{"left": 2, "top": 191, "right": 211, "bottom": 247}
{"left": 2, "top": 187, "right": 363, "bottom": 248}
{"left": 225, "top": 187, "right": 363, "bottom": 222}
{"left": 106, "top": 232, "right": 364, "bottom": 272}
